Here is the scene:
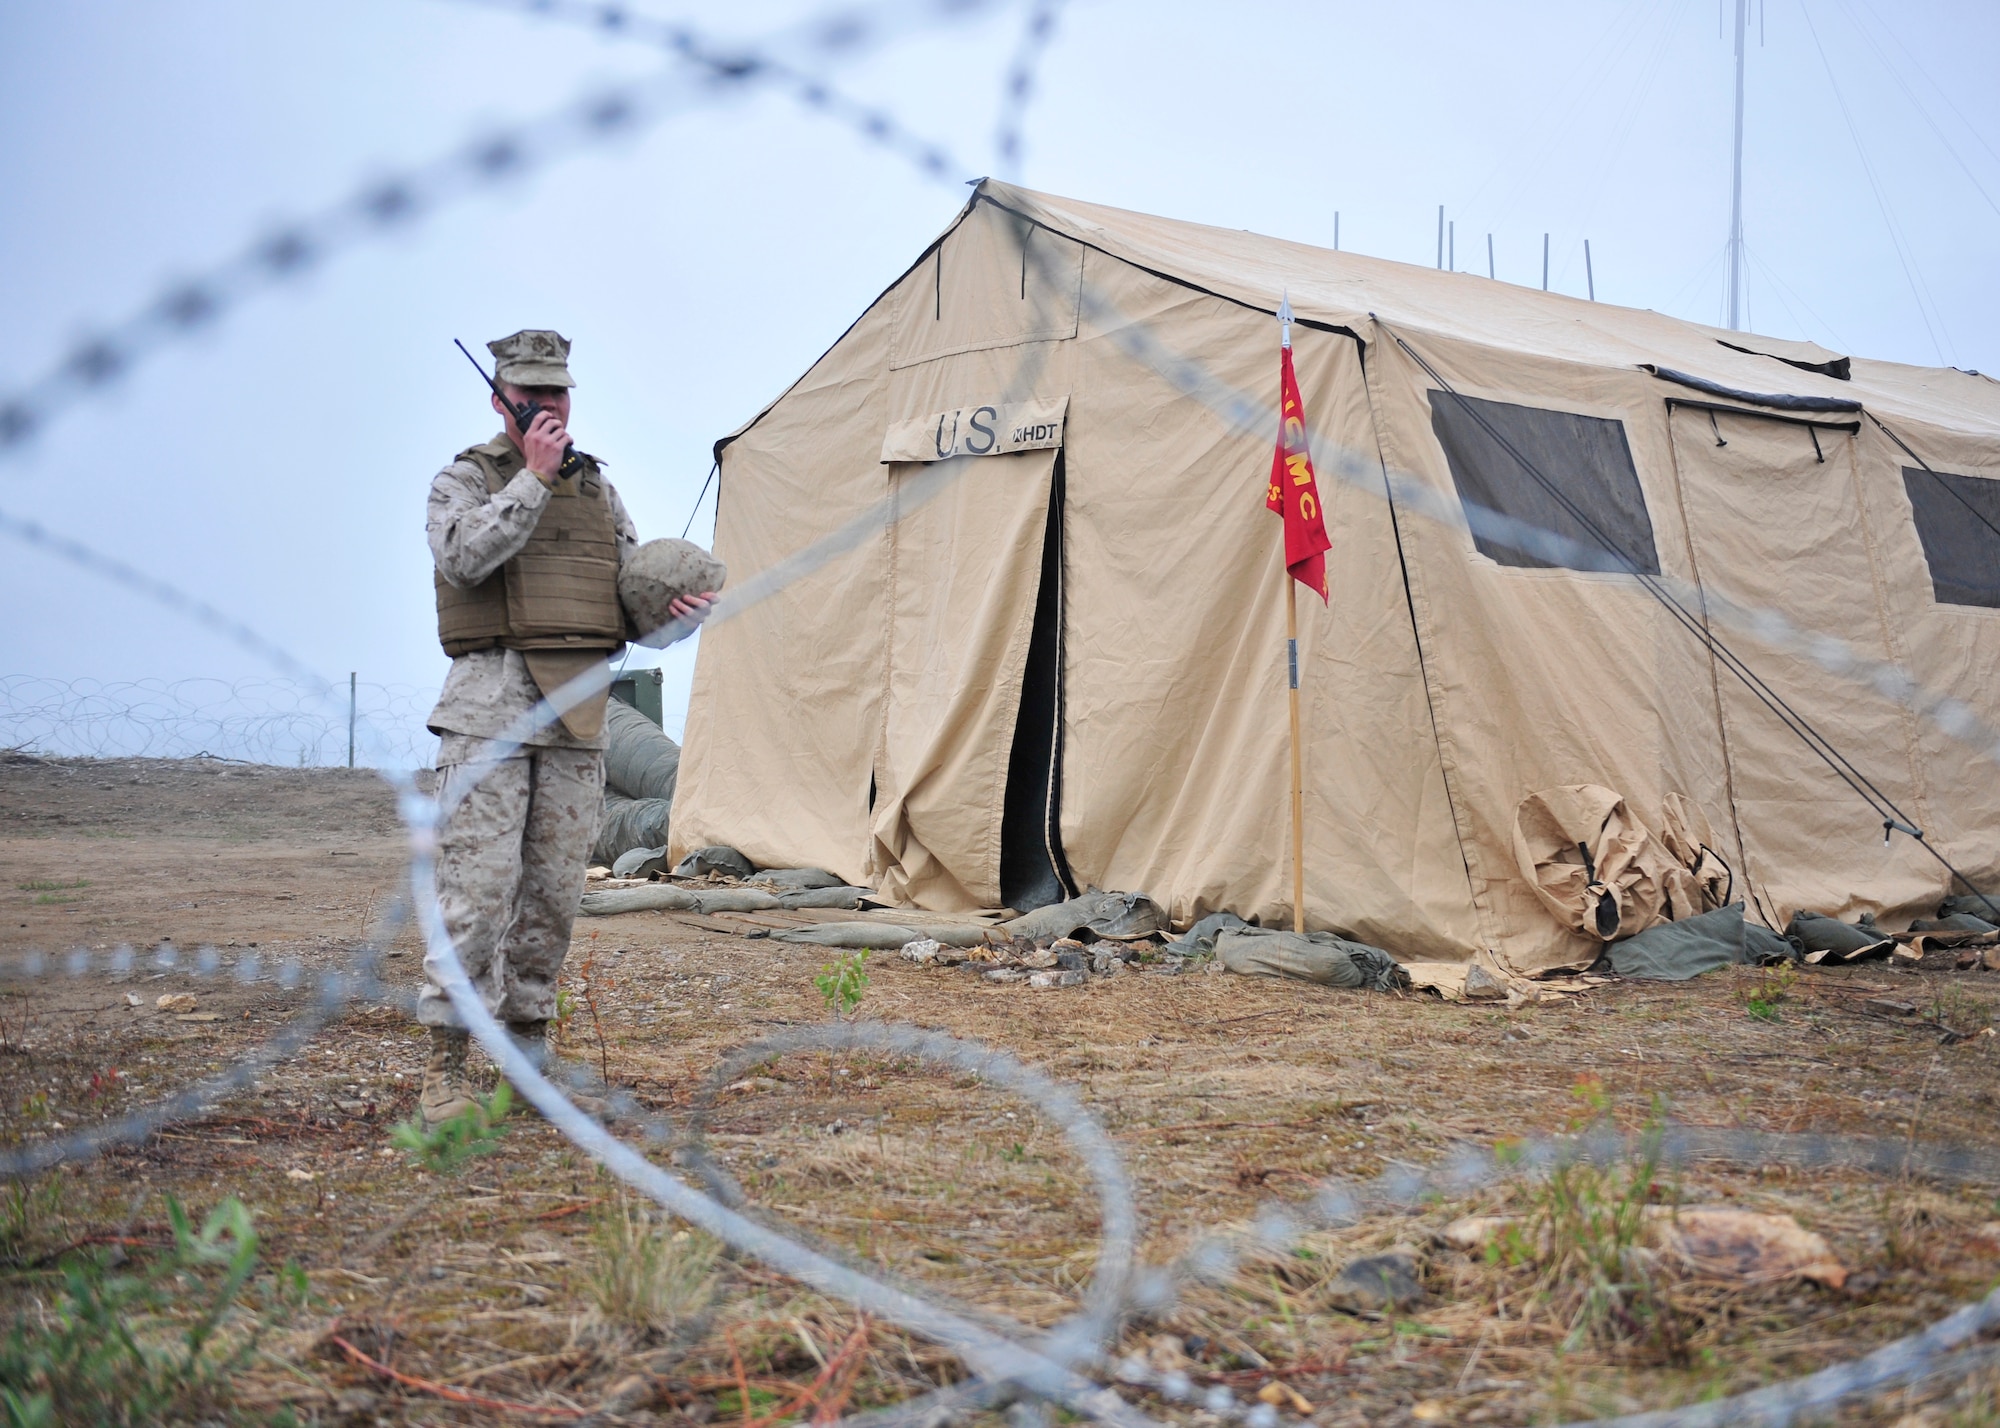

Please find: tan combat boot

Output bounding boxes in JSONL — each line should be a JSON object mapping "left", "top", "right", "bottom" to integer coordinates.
{"left": 505, "top": 1020, "right": 610, "bottom": 1120}
{"left": 418, "top": 1025, "right": 478, "bottom": 1127}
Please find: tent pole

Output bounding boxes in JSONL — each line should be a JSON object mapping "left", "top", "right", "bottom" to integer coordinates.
{"left": 1286, "top": 577, "right": 1305, "bottom": 933}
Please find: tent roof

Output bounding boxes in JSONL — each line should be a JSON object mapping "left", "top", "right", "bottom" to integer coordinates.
{"left": 972, "top": 179, "right": 2000, "bottom": 439}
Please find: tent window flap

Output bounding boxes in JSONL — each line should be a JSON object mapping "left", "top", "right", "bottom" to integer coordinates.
{"left": 1903, "top": 465, "right": 2000, "bottom": 609}
{"left": 1428, "top": 392, "right": 1662, "bottom": 575}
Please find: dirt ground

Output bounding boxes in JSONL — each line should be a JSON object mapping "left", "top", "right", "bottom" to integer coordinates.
{"left": 5, "top": 753, "right": 2000, "bottom": 1426}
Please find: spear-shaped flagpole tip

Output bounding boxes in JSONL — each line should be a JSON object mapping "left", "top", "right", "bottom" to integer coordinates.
{"left": 1278, "top": 289, "right": 1293, "bottom": 350}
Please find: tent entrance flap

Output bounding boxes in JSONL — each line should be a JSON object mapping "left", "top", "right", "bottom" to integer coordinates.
{"left": 869, "top": 446, "right": 1060, "bottom": 911}
{"left": 1001, "top": 449, "right": 1075, "bottom": 912}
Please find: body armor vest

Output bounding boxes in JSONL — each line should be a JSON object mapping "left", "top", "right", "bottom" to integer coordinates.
{"left": 435, "top": 436, "right": 626, "bottom": 657}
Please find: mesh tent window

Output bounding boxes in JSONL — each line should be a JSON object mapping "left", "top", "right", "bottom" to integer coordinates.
{"left": 1428, "top": 392, "right": 1661, "bottom": 575}
{"left": 1903, "top": 466, "right": 2000, "bottom": 610}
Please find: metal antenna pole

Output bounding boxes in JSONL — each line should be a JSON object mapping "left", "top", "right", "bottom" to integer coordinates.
{"left": 347, "top": 672, "right": 356, "bottom": 768}
{"left": 1487, "top": 232, "right": 1495, "bottom": 280}
{"left": 1448, "top": 220, "right": 1455, "bottom": 271}
{"left": 1334, "top": 211, "right": 1340, "bottom": 251}
{"left": 1436, "top": 206, "right": 1444, "bottom": 269}
{"left": 1542, "top": 233, "right": 1550, "bottom": 291}
{"left": 1727, "top": 0, "right": 1747, "bottom": 329}
{"left": 1585, "top": 239, "right": 1596, "bottom": 301}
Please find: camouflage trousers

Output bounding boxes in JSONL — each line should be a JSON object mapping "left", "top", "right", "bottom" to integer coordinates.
{"left": 417, "top": 741, "right": 605, "bottom": 1028}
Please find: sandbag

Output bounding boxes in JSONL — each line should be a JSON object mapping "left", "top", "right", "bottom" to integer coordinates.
{"left": 592, "top": 790, "right": 672, "bottom": 867}
{"left": 747, "top": 868, "right": 844, "bottom": 891}
{"left": 604, "top": 698, "right": 681, "bottom": 801}
{"left": 1786, "top": 910, "right": 1894, "bottom": 963}
{"left": 674, "top": 845, "right": 756, "bottom": 879}
{"left": 619, "top": 538, "right": 728, "bottom": 649}
{"left": 1164, "top": 911, "right": 1252, "bottom": 957}
{"left": 1214, "top": 928, "right": 1410, "bottom": 991}
{"left": 1512, "top": 785, "right": 1697, "bottom": 942}
{"left": 1911, "top": 913, "right": 2000, "bottom": 936}
{"left": 578, "top": 884, "right": 782, "bottom": 917}
{"left": 771, "top": 921, "right": 997, "bottom": 950}
{"left": 580, "top": 885, "right": 700, "bottom": 916}
{"left": 1940, "top": 894, "right": 2000, "bottom": 923}
{"left": 777, "top": 887, "right": 877, "bottom": 910}
{"left": 1003, "top": 890, "right": 1170, "bottom": 943}
{"left": 1744, "top": 918, "right": 1798, "bottom": 965}
{"left": 1609, "top": 904, "right": 1749, "bottom": 982}
{"left": 611, "top": 845, "right": 668, "bottom": 877}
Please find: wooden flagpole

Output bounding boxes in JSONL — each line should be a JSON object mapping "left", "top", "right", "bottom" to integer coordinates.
{"left": 1286, "top": 577, "right": 1305, "bottom": 932}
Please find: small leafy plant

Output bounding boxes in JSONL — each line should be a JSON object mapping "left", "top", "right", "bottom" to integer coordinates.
{"left": 1743, "top": 965, "right": 1797, "bottom": 1023}
{"left": 389, "top": 1083, "right": 513, "bottom": 1172}
{"left": 815, "top": 949, "right": 871, "bottom": 1020}
{"left": 0, "top": 1194, "right": 308, "bottom": 1427}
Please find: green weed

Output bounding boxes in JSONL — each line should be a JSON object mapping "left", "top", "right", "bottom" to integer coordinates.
{"left": 1501, "top": 1083, "right": 1687, "bottom": 1363}
{"left": 13, "top": 881, "right": 85, "bottom": 893}
{"left": 388, "top": 1083, "right": 512, "bottom": 1172}
{"left": 0, "top": 1194, "right": 308, "bottom": 1427}
{"left": 815, "top": 949, "right": 871, "bottom": 1020}
{"left": 1743, "top": 965, "right": 1797, "bottom": 1023}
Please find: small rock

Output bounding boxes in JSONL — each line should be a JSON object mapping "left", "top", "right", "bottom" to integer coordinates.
{"left": 286, "top": 1167, "right": 315, "bottom": 1183}
{"left": 1051, "top": 938, "right": 1088, "bottom": 971}
{"left": 1090, "top": 949, "right": 1121, "bottom": 976}
{"left": 1865, "top": 997, "right": 1917, "bottom": 1017}
{"left": 124, "top": 992, "right": 141, "bottom": 1007}
{"left": 1411, "top": 1402, "right": 1448, "bottom": 1423}
{"left": 725, "top": 1077, "right": 783, "bottom": 1094}
{"left": 1439, "top": 1215, "right": 1516, "bottom": 1253}
{"left": 1464, "top": 962, "right": 1510, "bottom": 1000}
{"left": 155, "top": 993, "right": 197, "bottom": 1014}
{"left": 900, "top": 938, "right": 943, "bottom": 966}
{"left": 983, "top": 968, "right": 1027, "bottom": 983}
{"left": 1323, "top": 1250, "right": 1424, "bottom": 1313}
{"left": 175, "top": 1013, "right": 221, "bottom": 1023}
{"left": 1021, "top": 948, "right": 1059, "bottom": 969}
{"left": 1028, "top": 969, "right": 1087, "bottom": 989}
{"left": 1144, "top": 1333, "right": 1191, "bottom": 1372}
{"left": 335, "top": 1099, "right": 370, "bottom": 1115}
{"left": 1257, "top": 1381, "right": 1315, "bottom": 1415}
{"left": 1501, "top": 1025, "right": 1532, "bottom": 1042}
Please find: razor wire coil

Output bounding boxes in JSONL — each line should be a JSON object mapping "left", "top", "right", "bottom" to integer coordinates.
{"left": 6, "top": 4, "right": 2000, "bottom": 1420}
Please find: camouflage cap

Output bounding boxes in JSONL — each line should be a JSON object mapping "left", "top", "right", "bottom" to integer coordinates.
{"left": 487, "top": 329, "right": 575, "bottom": 388}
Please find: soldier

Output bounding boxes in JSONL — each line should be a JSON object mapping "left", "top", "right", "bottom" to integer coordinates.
{"left": 418, "top": 328, "right": 712, "bottom": 1126}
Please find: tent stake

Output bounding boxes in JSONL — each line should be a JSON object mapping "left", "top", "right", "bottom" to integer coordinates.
{"left": 1286, "top": 578, "right": 1305, "bottom": 934}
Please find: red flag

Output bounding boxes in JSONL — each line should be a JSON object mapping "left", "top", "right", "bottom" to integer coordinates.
{"left": 1265, "top": 342, "right": 1332, "bottom": 601}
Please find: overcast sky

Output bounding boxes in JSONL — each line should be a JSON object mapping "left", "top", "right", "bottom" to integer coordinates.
{"left": 4, "top": 0, "right": 1997, "bottom": 757}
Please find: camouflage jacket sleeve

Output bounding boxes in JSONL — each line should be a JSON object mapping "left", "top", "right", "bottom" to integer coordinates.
{"left": 426, "top": 457, "right": 553, "bottom": 589}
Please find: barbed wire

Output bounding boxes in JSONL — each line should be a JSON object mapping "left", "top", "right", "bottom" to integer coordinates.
{"left": 440, "top": 0, "right": 975, "bottom": 179}
{"left": 995, "top": 0, "right": 1065, "bottom": 179}
{"left": 0, "top": 0, "right": 999, "bottom": 460}
{"left": 0, "top": 675, "right": 437, "bottom": 768}
{"left": 5, "top": 24, "right": 2000, "bottom": 1419}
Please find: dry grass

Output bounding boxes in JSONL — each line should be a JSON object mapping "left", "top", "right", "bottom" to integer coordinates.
{"left": 8, "top": 759, "right": 2000, "bottom": 1423}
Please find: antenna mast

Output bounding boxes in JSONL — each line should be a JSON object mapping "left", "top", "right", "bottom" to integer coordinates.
{"left": 1726, "top": 0, "right": 1747, "bottom": 329}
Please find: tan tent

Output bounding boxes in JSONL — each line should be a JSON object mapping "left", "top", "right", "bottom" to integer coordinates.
{"left": 671, "top": 180, "right": 2000, "bottom": 970}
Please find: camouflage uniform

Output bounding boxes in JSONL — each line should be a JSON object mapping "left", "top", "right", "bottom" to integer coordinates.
{"left": 418, "top": 331, "right": 635, "bottom": 1099}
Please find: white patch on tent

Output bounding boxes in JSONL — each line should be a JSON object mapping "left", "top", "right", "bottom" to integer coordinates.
{"left": 880, "top": 396, "right": 1070, "bottom": 463}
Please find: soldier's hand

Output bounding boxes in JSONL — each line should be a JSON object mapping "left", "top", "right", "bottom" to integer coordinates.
{"left": 668, "top": 592, "right": 717, "bottom": 627}
{"left": 522, "top": 409, "right": 569, "bottom": 481}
